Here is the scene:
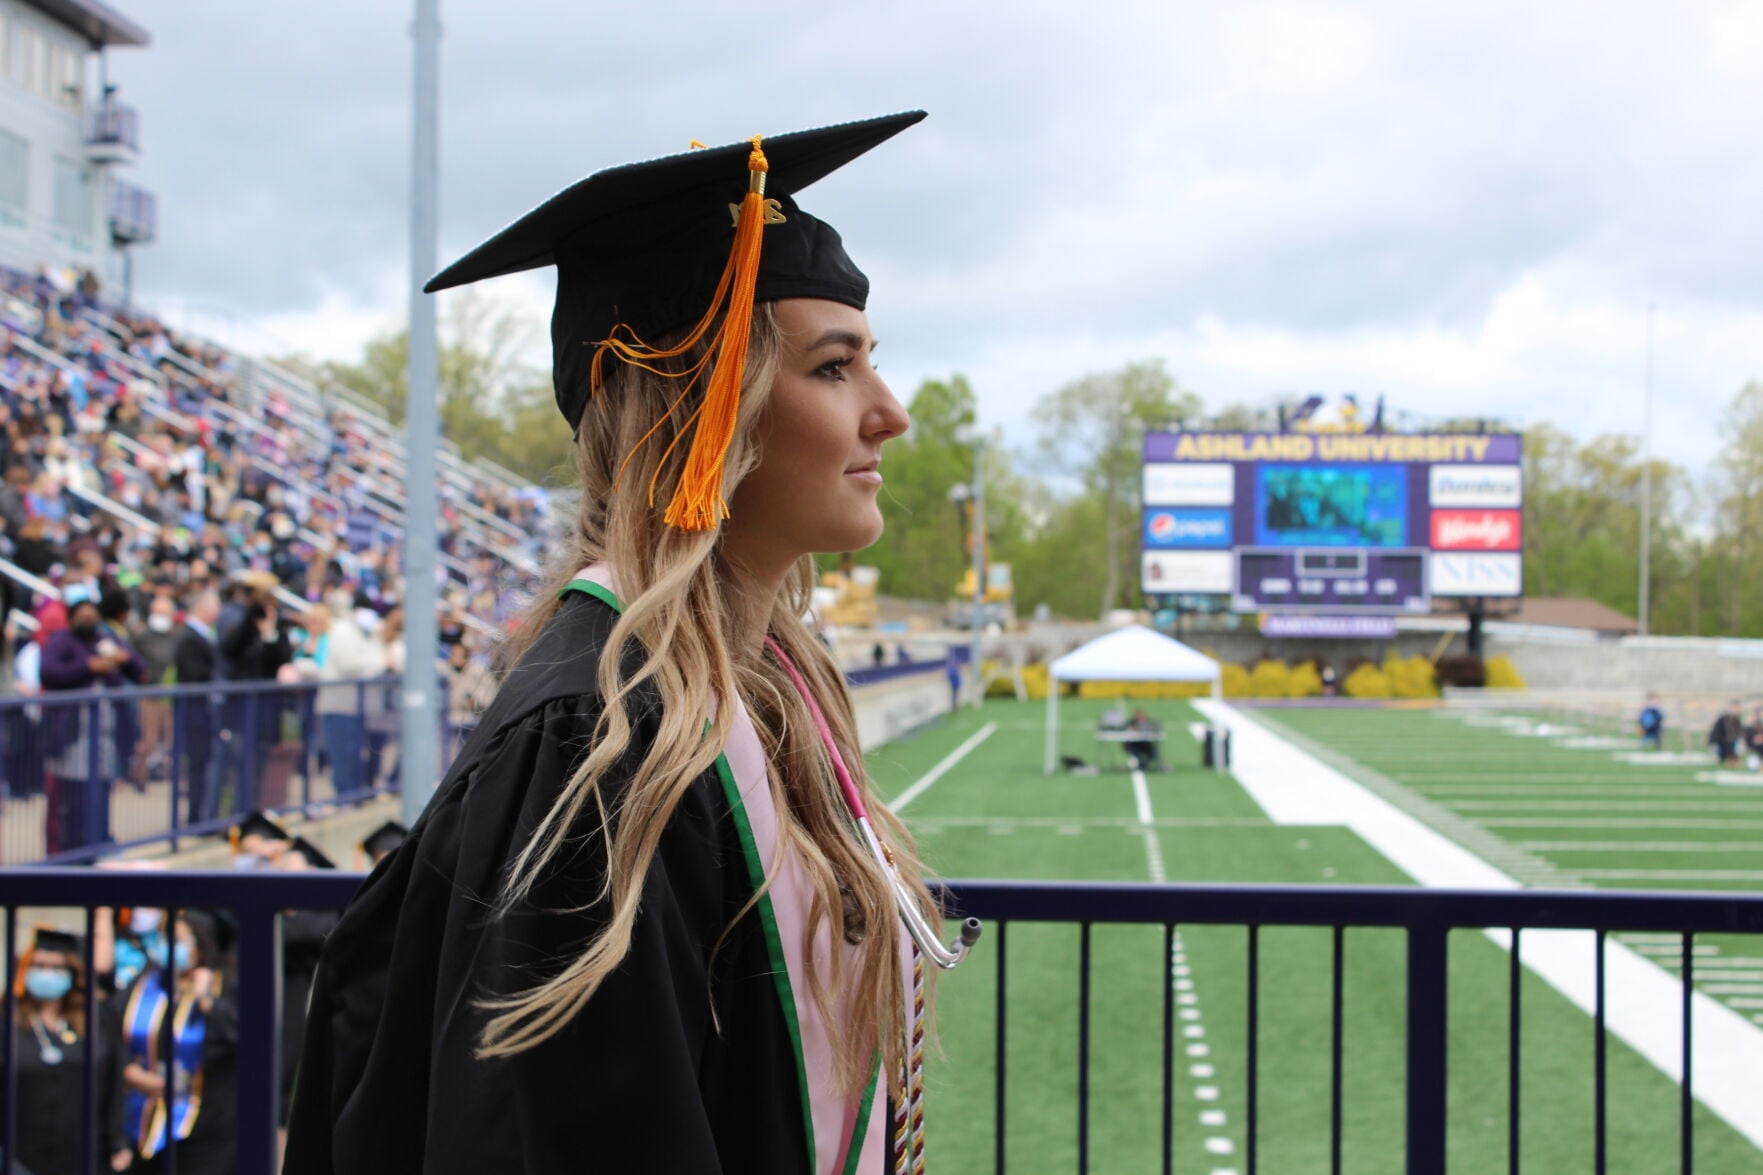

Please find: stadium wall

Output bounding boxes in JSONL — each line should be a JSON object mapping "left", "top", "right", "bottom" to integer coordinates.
{"left": 1488, "top": 633, "right": 1763, "bottom": 695}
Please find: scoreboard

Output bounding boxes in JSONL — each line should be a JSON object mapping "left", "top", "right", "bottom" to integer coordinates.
{"left": 1140, "top": 431, "right": 1524, "bottom": 614}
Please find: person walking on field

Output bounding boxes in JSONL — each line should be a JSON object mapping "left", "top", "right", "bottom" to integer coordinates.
{"left": 1637, "top": 694, "right": 1665, "bottom": 751}
{"left": 1709, "top": 701, "right": 1745, "bottom": 766}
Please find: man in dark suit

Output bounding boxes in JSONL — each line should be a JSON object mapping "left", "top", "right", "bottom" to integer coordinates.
{"left": 219, "top": 578, "right": 293, "bottom": 814}
{"left": 173, "top": 587, "right": 223, "bottom": 824}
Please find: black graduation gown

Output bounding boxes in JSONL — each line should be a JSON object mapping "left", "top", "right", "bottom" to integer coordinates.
{"left": 136, "top": 983, "right": 239, "bottom": 1175}
{"left": 280, "top": 909, "right": 340, "bottom": 1120}
{"left": 285, "top": 591, "right": 811, "bottom": 1175}
{"left": 13, "top": 1002, "right": 128, "bottom": 1175}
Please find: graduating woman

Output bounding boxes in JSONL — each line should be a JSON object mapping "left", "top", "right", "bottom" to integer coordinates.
{"left": 287, "top": 113, "right": 978, "bottom": 1175}
{"left": 120, "top": 911, "right": 238, "bottom": 1175}
{"left": 12, "top": 928, "right": 132, "bottom": 1174}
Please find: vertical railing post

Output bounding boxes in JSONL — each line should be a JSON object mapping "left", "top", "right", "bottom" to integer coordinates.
{"left": 81, "top": 907, "right": 98, "bottom": 1175}
{"left": 994, "top": 920, "right": 1007, "bottom": 1175}
{"left": 3, "top": 904, "right": 15, "bottom": 1175}
{"left": 1406, "top": 923, "right": 1448, "bottom": 1175}
{"left": 234, "top": 903, "right": 284, "bottom": 1175}
{"left": 1078, "top": 921, "right": 1092, "bottom": 1175}
{"left": 300, "top": 688, "right": 314, "bottom": 811}
{"left": 85, "top": 698, "right": 102, "bottom": 850}
{"left": 168, "top": 691, "right": 184, "bottom": 851}
{"left": 243, "top": 693, "right": 259, "bottom": 814}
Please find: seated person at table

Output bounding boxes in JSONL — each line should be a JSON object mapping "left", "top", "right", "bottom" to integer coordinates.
{"left": 1124, "top": 708, "right": 1162, "bottom": 771}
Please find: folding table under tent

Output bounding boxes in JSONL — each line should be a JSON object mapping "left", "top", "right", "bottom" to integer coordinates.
{"left": 1043, "top": 624, "right": 1224, "bottom": 774}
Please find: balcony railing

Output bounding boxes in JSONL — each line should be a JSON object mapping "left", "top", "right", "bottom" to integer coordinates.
{"left": 1, "top": 872, "right": 1758, "bottom": 1175}
{"left": 0, "top": 676, "right": 429, "bottom": 865}
{"left": 85, "top": 101, "right": 140, "bottom": 164}
{"left": 108, "top": 179, "right": 156, "bottom": 246}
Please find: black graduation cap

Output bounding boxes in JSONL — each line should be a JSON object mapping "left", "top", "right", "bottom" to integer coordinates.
{"left": 31, "top": 927, "right": 82, "bottom": 957}
{"left": 232, "top": 811, "right": 291, "bottom": 845}
{"left": 286, "top": 837, "right": 336, "bottom": 870}
{"left": 424, "top": 112, "right": 925, "bottom": 477}
{"left": 360, "top": 820, "right": 407, "bottom": 861}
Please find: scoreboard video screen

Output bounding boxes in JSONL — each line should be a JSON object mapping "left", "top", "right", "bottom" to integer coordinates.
{"left": 1141, "top": 431, "right": 1524, "bottom": 614}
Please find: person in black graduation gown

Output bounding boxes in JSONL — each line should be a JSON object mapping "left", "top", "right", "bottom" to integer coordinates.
{"left": 286, "top": 115, "right": 950, "bottom": 1175}
{"left": 12, "top": 928, "right": 133, "bottom": 1174}
{"left": 273, "top": 837, "right": 341, "bottom": 1127}
{"left": 121, "top": 911, "right": 238, "bottom": 1175}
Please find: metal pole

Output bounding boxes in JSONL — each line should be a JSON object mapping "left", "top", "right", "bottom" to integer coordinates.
{"left": 402, "top": 0, "right": 442, "bottom": 824}
{"left": 1638, "top": 304, "right": 1654, "bottom": 637}
{"left": 969, "top": 433, "right": 985, "bottom": 708}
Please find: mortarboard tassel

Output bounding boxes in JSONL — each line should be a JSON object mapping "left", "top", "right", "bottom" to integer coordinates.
{"left": 591, "top": 137, "right": 781, "bottom": 531}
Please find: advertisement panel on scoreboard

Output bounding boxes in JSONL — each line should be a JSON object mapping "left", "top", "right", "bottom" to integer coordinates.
{"left": 1140, "top": 431, "right": 1524, "bottom": 609}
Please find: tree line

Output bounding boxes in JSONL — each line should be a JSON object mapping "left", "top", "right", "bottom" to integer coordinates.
{"left": 287, "top": 296, "right": 1763, "bottom": 636}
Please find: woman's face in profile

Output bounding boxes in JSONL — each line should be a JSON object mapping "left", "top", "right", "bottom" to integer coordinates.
{"left": 726, "top": 299, "right": 910, "bottom": 566}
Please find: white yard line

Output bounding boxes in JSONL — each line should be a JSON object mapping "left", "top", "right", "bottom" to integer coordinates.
{"left": 888, "top": 722, "right": 997, "bottom": 813}
{"left": 1194, "top": 699, "right": 1763, "bottom": 1153}
{"left": 1132, "top": 769, "right": 1156, "bottom": 826}
{"left": 1481, "top": 817, "right": 1763, "bottom": 830}
{"left": 907, "top": 815, "right": 1270, "bottom": 829}
{"left": 1133, "top": 768, "right": 1167, "bottom": 882}
{"left": 1516, "top": 841, "right": 1763, "bottom": 853}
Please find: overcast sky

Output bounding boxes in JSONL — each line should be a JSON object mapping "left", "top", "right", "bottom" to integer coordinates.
{"left": 109, "top": 0, "right": 1763, "bottom": 473}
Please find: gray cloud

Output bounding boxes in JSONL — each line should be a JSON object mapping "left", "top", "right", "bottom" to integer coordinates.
{"left": 107, "top": 0, "right": 1762, "bottom": 466}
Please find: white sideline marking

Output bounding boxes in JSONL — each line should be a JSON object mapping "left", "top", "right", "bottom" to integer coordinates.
{"left": 1194, "top": 699, "right": 1763, "bottom": 1153}
{"left": 888, "top": 722, "right": 996, "bottom": 812}
{"left": 1199, "top": 1109, "right": 1227, "bottom": 1126}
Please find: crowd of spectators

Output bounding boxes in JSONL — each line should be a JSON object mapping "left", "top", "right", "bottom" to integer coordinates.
{"left": 9, "top": 812, "right": 406, "bottom": 1174}
{"left": 0, "top": 262, "right": 551, "bottom": 858}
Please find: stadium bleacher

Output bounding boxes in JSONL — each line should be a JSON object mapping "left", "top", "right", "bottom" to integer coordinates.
{"left": 0, "top": 260, "right": 555, "bottom": 641}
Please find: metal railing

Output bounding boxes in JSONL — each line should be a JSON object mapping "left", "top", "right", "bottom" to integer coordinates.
{"left": 2, "top": 873, "right": 1758, "bottom": 1175}
{"left": 0, "top": 677, "right": 422, "bottom": 864}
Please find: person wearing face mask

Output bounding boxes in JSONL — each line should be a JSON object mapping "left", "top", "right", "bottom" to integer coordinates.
{"left": 110, "top": 907, "right": 170, "bottom": 992}
{"left": 128, "top": 596, "right": 180, "bottom": 789}
{"left": 40, "top": 599, "right": 146, "bottom": 853}
{"left": 120, "top": 911, "right": 238, "bottom": 1175}
{"left": 13, "top": 927, "right": 133, "bottom": 1174}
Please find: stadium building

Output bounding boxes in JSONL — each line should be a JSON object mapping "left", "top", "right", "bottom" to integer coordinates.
{"left": 0, "top": 0, "right": 153, "bottom": 296}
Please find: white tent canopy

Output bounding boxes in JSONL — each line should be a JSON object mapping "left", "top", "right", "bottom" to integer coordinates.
{"left": 1044, "top": 625, "right": 1223, "bottom": 773}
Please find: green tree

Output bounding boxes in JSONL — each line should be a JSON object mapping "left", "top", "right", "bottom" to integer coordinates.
{"left": 850, "top": 375, "right": 978, "bottom": 603}
{"left": 278, "top": 291, "right": 572, "bottom": 484}
{"left": 1032, "top": 360, "right": 1202, "bottom": 616}
{"left": 1711, "top": 381, "right": 1763, "bottom": 635}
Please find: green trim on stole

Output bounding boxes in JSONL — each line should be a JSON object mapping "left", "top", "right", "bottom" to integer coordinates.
{"left": 840, "top": 1053, "right": 882, "bottom": 1175}
{"left": 558, "top": 578, "right": 819, "bottom": 1170}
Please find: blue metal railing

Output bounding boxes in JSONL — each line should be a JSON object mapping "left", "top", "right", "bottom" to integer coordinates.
{"left": 2, "top": 871, "right": 1760, "bottom": 1175}
{"left": 0, "top": 676, "right": 421, "bottom": 864}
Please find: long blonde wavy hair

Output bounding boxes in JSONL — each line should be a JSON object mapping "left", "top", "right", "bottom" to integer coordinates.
{"left": 478, "top": 303, "right": 937, "bottom": 1094}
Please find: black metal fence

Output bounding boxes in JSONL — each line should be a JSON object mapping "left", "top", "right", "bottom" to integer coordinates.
{"left": 2, "top": 871, "right": 1760, "bottom": 1175}
{"left": 0, "top": 677, "right": 434, "bottom": 864}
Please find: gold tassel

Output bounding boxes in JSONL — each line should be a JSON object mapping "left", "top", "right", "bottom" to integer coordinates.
{"left": 591, "top": 137, "right": 780, "bottom": 531}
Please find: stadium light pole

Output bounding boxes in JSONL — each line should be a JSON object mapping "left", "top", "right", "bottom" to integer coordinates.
{"left": 1638, "top": 304, "right": 1654, "bottom": 638}
{"left": 401, "top": 0, "right": 442, "bottom": 825}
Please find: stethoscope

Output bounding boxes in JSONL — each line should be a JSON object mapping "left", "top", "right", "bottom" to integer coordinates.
{"left": 767, "top": 638, "right": 981, "bottom": 1175}
{"left": 766, "top": 637, "right": 983, "bottom": 967}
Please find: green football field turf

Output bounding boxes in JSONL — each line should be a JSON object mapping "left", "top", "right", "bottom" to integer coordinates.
{"left": 865, "top": 699, "right": 1763, "bottom": 1174}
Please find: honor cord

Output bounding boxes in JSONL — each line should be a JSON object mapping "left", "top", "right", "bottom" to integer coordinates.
{"left": 764, "top": 637, "right": 929, "bottom": 1175}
